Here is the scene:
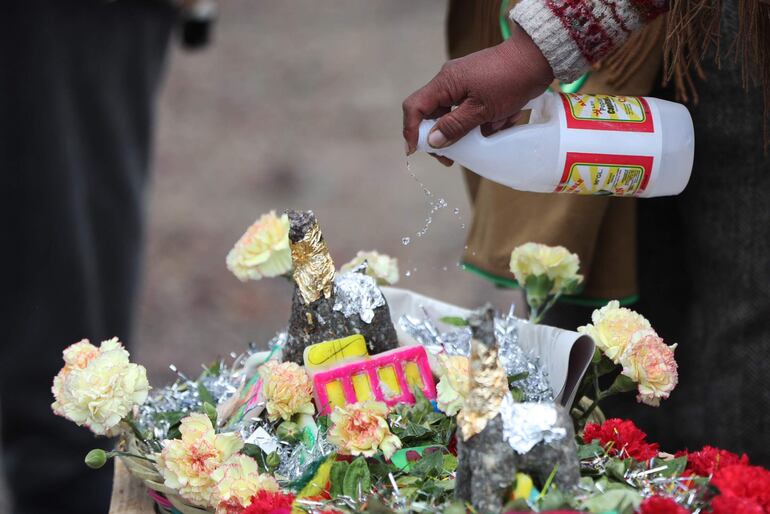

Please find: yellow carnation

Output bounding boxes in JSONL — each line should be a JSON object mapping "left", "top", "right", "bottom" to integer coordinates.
{"left": 211, "top": 454, "right": 279, "bottom": 514}
{"left": 435, "top": 354, "right": 470, "bottom": 416}
{"left": 578, "top": 301, "right": 652, "bottom": 363}
{"left": 619, "top": 329, "right": 678, "bottom": 407}
{"left": 260, "top": 361, "right": 315, "bottom": 422}
{"left": 51, "top": 337, "right": 150, "bottom": 436}
{"left": 226, "top": 211, "right": 292, "bottom": 282}
{"left": 340, "top": 250, "right": 399, "bottom": 285}
{"left": 509, "top": 242, "right": 583, "bottom": 293}
{"left": 328, "top": 401, "right": 402, "bottom": 459}
{"left": 156, "top": 413, "right": 244, "bottom": 508}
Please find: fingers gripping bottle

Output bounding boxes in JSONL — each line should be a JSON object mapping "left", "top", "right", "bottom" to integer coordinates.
{"left": 417, "top": 91, "right": 694, "bottom": 197}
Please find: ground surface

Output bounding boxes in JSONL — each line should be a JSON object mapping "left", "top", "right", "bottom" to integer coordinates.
{"left": 135, "top": 0, "right": 518, "bottom": 385}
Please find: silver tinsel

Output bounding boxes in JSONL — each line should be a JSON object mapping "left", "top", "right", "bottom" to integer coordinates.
{"left": 398, "top": 304, "right": 553, "bottom": 402}
{"left": 333, "top": 271, "right": 385, "bottom": 323}
{"left": 134, "top": 335, "right": 286, "bottom": 441}
{"left": 276, "top": 429, "right": 335, "bottom": 483}
{"left": 498, "top": 395, "right": 566, "bottom": 453}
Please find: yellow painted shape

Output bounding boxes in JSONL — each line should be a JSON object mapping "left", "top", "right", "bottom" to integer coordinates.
{"left": 403, "top": 361, "right": 424, "bottom": 389}
{"left": 325, "top": 379, "right": 345, "bottom": 411}
{"left": 304, "top": 334, "right": 369, "bottom": 373}
{"left": 292, "top": 457, "right": 334, "bottom": 514}
{"left": 511, "top": 472, "right": 534, "bottom": 500}
{"left": 352, "top": 372, "right": 374, "bottom": 402}
{"left": 377, "top": 365, "right": 401, "bottom": 399}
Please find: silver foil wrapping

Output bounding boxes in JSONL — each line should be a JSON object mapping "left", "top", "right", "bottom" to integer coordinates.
{"left": 498, "top": 395, "right": 567, "bottom": 454}
{"left": 333, "top": 271, "right": 386, "bottom": 323}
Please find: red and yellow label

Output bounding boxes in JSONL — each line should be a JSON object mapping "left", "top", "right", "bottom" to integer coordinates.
{"left": 556, "top": 152, "right": 654, "bottom": 196}
{"left": 560, "top": 93, "right": 654, "bottom": 132}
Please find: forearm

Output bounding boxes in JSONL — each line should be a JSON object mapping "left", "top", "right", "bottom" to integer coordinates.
{"left": 510, "top": 0, "right": 668, "bottom": 82}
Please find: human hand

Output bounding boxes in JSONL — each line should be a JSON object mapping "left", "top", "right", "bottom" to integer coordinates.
{"left": 402, "top": 25, "right": 553, "bottom": 165}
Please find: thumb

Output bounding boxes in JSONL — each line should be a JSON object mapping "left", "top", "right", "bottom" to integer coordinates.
{"left": 428, "top": 100, "right": 489, "bottom": 149}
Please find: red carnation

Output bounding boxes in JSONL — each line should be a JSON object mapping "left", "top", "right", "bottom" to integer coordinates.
{"left": 710, "top": 495, "right": 764, "bottom": 514}
{"left": 582, "top": 418, "right": 659, "bottom": 461}
{"left": 242, "top": 490, "right": 296, "bottom": 514}
{"left": 710, "top": 464, "right": 770, "bottom": 514}
{"left": 674, "top": 446, "right": 749, "bottom": 477}
{"left": 637, "top": 496, "right": 689, "bottom": 514}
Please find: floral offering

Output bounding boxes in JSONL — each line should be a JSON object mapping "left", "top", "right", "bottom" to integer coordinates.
{"left": 49, "top": 217, "right": 770, "bottom": 514}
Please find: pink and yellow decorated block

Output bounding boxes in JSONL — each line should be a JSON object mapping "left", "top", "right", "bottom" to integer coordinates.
{"left": 312, "top": 345, "right": 436, "bottom": 414}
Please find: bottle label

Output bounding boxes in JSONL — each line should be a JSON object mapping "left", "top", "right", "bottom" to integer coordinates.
{"left": 556, "top": 152, "right": 654, "bottom": 196}
{"left": 560, "top": 93, "right": 654, "bottom": 132}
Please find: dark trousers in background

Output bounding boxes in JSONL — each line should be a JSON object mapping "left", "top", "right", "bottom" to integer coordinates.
{"left": 548, "top": 8, "right": 770, "bottom": 466}
{"left": 0, "top": 2, "right": 175, "bottom": 512}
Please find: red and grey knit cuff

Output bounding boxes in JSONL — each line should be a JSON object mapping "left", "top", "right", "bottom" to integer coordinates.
{"left": 510, "top": 0, "right": 589, "bottom": 83}
{"left": 510, "top": 0, "right": 662, "bottom": 83}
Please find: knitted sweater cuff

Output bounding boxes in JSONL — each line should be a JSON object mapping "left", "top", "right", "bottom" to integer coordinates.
{"left": 510, "top": 0, "right": 589, "bottom": 83}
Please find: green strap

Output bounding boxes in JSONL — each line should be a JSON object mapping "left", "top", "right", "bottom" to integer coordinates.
{"left": 461, "top": 262, "right": 640, "bottom": 307}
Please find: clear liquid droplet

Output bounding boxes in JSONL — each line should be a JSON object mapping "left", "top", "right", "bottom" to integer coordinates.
{"left": 405, "top": 270, "right": 411, "bottom": 277}
{"left": 453, "top": 208, "right": 460, "bottom": 215}
{"left": 402, "top": 237, "right": 411, "bottom": 246}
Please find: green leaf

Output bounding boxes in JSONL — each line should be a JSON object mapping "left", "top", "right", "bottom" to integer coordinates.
{"left": 197, "top": 382, "right": 216, "bottom": 406}
{"left": 442, "top": 453, "right": 458, "bottom": 473}
{"left": 510, "top": 387, "right": 525, "bottom": 403}
{"left": 153, "top": 410, "right": 186, "bottom": 425}
{"left": 366, "top": 457, "right": 394, "bottom": 483}
{"left": 202, "top": 402, "right": 218, "bottom": 426}
{"left": 241, "top": 444, "right": 268, "bottom": 471}
{"left": 440, "top": 316, "right": 469, "bottom": 327}
{"left": 539, "top": 487, "right": 568, "bottom": 510}
{"left": 582, "top": 488, "right": 641, "bottom": 513}
{"left": 508, "top": 372, "right": 529, "bottom": 388}
{"left": 409, "top": 449, "right": 444, "bottom": 478}
{"left": 608, "top": 374, "right": 637, "bottom": 394}
{"left": 605, "top": 458, "right": 630, "bottom": 481}
{"left": 342, "top": 456, "right": 370, "bottom": 499}
{"left": 577, "top": 441, "right": 604, "bottom": 460}
{"left": 652, "top": 456, "right": 688, "bottom": 477}
{"left": 329, "top": 460, "right": 349, "bottom": 499}
{"left": 316, "top": 415, "right": 330, "bottom": 432}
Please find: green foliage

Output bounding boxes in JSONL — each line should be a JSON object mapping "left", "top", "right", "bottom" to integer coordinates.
{"left": 329, "top": 460, "right": 349, "bottom": 499}
{"left": 202, "top": 402, "right": 218, "bottom": 426}
{"left": 439, "top": 316, "right": 469, "bottom": 327}
{"left": 343, "top": 457, "right": 371, "bottom": 499}
{"left": 582, "top": 487, "right": 641, "bottom": 514}
{"left": 241, "top": 443, "right": 268, "bottom": 472}
{"left": 388, "top": 388, "right": 456, "bottom": 447}
{"left": 608, "top": 374, "right": 637, "bottom": 394}
{"left": 197, "top": 382, "right": 216, "bottom": 406}
{"left": 651, "top": 456, "right": 688, "bottom": 477}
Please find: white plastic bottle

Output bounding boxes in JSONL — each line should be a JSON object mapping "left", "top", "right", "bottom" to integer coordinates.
{"left": 416, "top": 91, "right": 695, "bottom": 197}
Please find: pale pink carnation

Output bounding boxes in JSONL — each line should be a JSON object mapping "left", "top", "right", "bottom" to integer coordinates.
{"left": 260, "top": 361, "right": 315, "bottom": 422}
{"left": 620, "top": 329, "right": 678, "bottom": 406}
{"left": 328, "top": 401, "right": 402, "bottom": 459}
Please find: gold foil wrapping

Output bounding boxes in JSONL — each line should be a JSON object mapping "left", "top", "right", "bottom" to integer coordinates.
{"left": 457, "top": 339, "right": 509, "bottom": 441}
{"left": 290, "top": 220, "right": 335, "bottom": 304}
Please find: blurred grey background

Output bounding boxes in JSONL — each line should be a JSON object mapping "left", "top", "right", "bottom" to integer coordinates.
{"left": 134, "top": 0, "right": 516, "bottom": 385}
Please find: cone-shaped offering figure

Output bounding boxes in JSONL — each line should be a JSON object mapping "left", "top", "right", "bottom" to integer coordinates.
{"left": 283, "top": 210, "right": 399, "bottom": 364}
{"left": 455, "top": 307, "right": 579, "bottom": 514}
